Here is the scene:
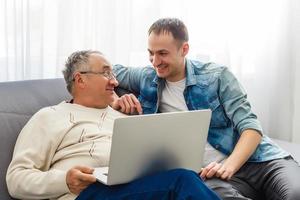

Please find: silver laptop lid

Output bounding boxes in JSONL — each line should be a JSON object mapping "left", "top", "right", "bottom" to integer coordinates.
{"left": 107, "top": 109, "right": 211, "bottom": 185}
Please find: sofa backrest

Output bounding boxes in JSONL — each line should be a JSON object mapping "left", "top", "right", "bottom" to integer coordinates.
{"left": 0, "top": 78, "right": 70, "bottom": 200}
{"left": 1, "top": 78, "right": 299, "bottom": 200}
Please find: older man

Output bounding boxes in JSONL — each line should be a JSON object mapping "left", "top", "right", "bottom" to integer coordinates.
{"left": 6, "top": 50, "right": 220, "bottom": 200}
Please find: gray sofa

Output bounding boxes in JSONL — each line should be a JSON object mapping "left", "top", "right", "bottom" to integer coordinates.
{"left": 0, "top": 78, "right": 299, "bottom": 200}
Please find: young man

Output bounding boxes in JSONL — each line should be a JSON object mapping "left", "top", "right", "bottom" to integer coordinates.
{"left": 112, "top": 18, "right": 300, "bottom": 200}
{"left": 6, "top": 50, "right": 220, "bottom": 200}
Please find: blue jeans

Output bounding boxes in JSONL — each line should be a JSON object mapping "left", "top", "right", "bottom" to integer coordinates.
{"left": 76, "top": 168, "right": 221, "bottom": 200}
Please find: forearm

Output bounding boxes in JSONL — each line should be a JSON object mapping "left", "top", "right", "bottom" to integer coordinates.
{"left": 224, "top": 129, "right": 262, "bottom": 172}
{"left": 6, "top": 167, "right": 68, "bottom": 199}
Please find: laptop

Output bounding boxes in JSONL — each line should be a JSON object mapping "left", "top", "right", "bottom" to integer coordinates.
{"left": 93, "top": 109, "right": 211, "bottom": 185}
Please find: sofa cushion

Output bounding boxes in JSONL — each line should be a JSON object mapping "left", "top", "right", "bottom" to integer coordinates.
{"left": 272, "top": 139, "right": 300, "bottom": 163}
{"left": 0, "top": 78, "right": 70, "bottom": 200}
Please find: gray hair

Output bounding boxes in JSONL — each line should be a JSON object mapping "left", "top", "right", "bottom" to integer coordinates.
{"left": 62, "top": 50, "right": 102, "bottom": 93}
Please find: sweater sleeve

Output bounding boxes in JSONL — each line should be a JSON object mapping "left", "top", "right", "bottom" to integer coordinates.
{"left": 6, "top": 108, "right": 70, "bottom": 199}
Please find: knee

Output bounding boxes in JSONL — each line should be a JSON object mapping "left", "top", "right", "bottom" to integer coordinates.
{"left": 167, "top": 168, "right": 200, "bottom": 184}
{"left": 168, "top": 168, "right": 198, "bottom": 178}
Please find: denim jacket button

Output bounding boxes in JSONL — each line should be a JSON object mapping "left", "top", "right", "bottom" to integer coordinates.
{"left": 215, "top": 144, "right": 220, "bottom": 149}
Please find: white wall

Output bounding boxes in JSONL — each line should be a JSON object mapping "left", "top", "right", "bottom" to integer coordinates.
{"left": 291, "top": 0, "right": 300, "bottom": 144}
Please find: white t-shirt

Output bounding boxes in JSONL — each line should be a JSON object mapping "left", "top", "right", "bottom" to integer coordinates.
{"left": 159, "top": 79, "right": 188, "bottom": 112}
{"left": 159, "top": 78, "right": 227, "bottom": 166}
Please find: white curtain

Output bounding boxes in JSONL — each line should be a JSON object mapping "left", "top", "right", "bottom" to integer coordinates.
{"left": 0, "top": 0, "right": 299, "bottom": 143}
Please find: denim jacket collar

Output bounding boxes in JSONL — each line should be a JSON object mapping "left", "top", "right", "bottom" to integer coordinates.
{"left": 185, "top": 59, "right": 197, "bottom": 86}
{"left": 151, "top": 74, "right": 161, "bottom": 87}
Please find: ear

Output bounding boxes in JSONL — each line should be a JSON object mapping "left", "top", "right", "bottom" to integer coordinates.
{"left": 73, "top": 72, "right": 85, "bottom": 89}
{"left": 181, "top": 42, "right": 189, "bottom": 57}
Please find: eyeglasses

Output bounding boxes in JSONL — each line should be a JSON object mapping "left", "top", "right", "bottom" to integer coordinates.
{"left": 78, "top": 71, "right": 116, "bottom": 80}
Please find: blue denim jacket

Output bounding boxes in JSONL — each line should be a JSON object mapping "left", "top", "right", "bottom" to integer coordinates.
{"left": 114, "top": 59, "right": 289, "bottom": 162}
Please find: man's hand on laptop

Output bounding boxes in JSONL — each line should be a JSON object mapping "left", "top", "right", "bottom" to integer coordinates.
{"left": 111, "top": 93, "right": 142, "bottom": 115}
{"left": 66, "top": 166, "right": 96, "bottom": 195}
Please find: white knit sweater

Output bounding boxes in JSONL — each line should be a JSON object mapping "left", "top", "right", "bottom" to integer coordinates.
{"left": 6, "top": 102, "right": 126, "bottom": 200}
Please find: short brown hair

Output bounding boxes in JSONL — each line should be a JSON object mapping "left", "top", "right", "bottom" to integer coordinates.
{"left": 148, "top": 18, "right": 189, "bottom": 45}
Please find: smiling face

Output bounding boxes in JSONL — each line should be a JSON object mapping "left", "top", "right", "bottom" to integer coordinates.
{"left": 73, "top": 53, "right": 118, "bottom": 108}
{"left": 148, "top": 32, "right": 189, "bottom": 82}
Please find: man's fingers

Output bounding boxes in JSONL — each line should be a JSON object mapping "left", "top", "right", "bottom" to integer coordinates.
{"left": 125, "top": 94, "right": 136, "bottom": 114}
{"left": 206, "top": 166, "right": 218, "bottom": 178}
{"left": 119, "top": 96, "right": 130, "bottom": 114}
{"left": 206, "top": 163, "right": 222, "bottom": 178}
{"left": 78, "top": 173, "right": 96, "bottom": 183}
{"left": 75, "top": 166, "right": 94, "bottom": 174}
{"left": 200, "top": 167, "right": 208, "bottom": 179}
{"left": 124, "top": 94, "right": 142, "bottom": 114}
{"left": 206, "top": 161, "right": 217, "bottom": 170}
{"left": 122, "top": 96, "right": 131, "bottom": 114}
{"left": 200, "top": 162, "right": 216, "bottom": 179}
{"left": 131, "top": 95, "right": 143, "bottom": 114}
{"left": 68, "top": 167, "right": 94, "bottom": 181}
{"left": 118, "top": 99, "right": 126, "bottom": 113}
{"left": 200, "top": 161, "right": 235, "bottom": 181}
{"left": 220, "top": 170, "right": 231, "bottom": 180}
{"left": 66, "top": 166, "right": 97, "bottom": 195}
{"left": 117, "top": 94, "right": 143, "bottom": 115}
{"left": 215, "top": 166, "right": 225, "bottom": 178}
{"left": 71, "top": 166, "right": 96, "bottom": 183}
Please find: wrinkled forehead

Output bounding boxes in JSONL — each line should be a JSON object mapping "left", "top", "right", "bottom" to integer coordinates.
{"left": 88, "top": 53, "right": 112, "bottom": 71}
